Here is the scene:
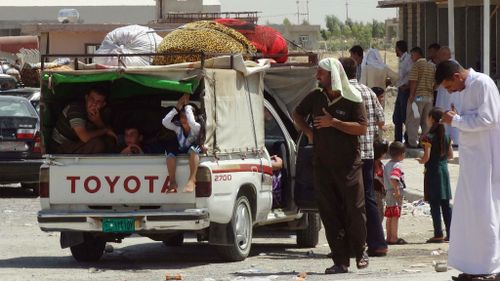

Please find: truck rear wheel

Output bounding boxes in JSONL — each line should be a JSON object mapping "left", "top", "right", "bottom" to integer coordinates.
{"left": 216, "top": 196, "right": 253, "bottom": 261}
{"left": 162, "top": 233, "right": 184, "bottom": 247}
{"left": 296, "top": 213, "right": 320, "bottom": 248}
{"left": 70, "top": 233, "right": 106, "bottom": 262}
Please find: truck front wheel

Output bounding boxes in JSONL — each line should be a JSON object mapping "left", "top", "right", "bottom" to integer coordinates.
{"left": 70, "top": 233, "right": 106, "bottom": 262}
{"left": 216, "top": 196, "right": 253, "bottom": 261}
{"left": 296, "top": 213, "right": 321, "bottom": 248}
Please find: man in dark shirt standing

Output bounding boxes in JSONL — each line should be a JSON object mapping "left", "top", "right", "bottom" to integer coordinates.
{"left": 52, "top": 87, "right": 116, "bottom": 154}
{"left": 293, "top": 57, "right": 368, "bottom": 274}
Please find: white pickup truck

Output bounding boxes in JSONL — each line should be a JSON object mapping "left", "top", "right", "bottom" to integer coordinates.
{"left": 37, "top": 54, "right": 320, "bottom": 262}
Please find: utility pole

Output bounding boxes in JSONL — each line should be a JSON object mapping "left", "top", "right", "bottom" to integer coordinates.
{"left": 306, "top": 0, "right": 310, "bottom": 23}
{"left": 345, "top": 0, "right": 349, "bottom": 22}
{"left": 296, "top": 1, "right": 300, "bottom": 24}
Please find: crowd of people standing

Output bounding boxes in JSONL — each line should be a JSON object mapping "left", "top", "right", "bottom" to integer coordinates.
{"left": 292, "top": 41, "right": 500, "bottom": 280}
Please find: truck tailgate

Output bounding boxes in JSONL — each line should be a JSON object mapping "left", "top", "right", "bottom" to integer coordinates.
{"left": 48, "top": 155, "right": 196, "bottom": 205}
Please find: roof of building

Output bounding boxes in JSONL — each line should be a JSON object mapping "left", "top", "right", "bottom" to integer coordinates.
{"left": 0, "top": 0, "right": 155, "bottom": 7}
{"left": 377, "top": 0, "right": 434, "bottom": 8}
{"left": 21, "top": 22, "right": 182, "bottom": 34}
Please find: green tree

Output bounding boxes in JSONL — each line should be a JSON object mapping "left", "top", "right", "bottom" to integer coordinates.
{"left": 283, "top": 18, "right": 292, "bottom": 26}
{"left": 325, "top": 15, "right": 342, "bottom": 38}
{"left": 372, "top": 20, "right": 385, "bottom": 38}
{"left": 320, "top": 29, "right": 330, "bottom": 41}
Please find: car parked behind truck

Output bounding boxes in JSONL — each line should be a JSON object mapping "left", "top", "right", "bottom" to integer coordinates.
{"left": 37, "top": 54, "right": 319, "bottom": 262}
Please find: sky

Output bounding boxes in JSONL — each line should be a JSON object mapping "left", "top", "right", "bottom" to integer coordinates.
{"left": 220, "top": 0, "right": 397, "bottom": 27}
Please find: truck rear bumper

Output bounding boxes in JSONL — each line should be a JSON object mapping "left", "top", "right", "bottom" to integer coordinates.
{"left": 38, "top": 209, "right": 210, "bottom": 232}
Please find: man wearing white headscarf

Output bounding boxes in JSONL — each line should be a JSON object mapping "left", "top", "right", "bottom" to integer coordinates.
{"left": 293, "top": 57, "right": 368, "bottom": 275}
{"left": 437, "top": 60, "right": 500, "bottom": 281}
{"left": 360, "top": 48, "right": 399, "bottom": 89}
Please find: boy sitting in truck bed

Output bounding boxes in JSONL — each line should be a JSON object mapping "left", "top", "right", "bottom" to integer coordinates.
{"left": 119, "top": 127, "right": 146, "bottom": 154}
{"left": 161, "top": 94, "right": 201, "bottom": 193}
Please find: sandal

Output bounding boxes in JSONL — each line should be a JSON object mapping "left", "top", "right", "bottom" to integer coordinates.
{"left": 452, "top": 274, "right": 473, "bottom": 281}
{"left": 471, "top": 274, "right": 500, "bottom": 281}
{"left": 451, "top": 273, "right": 498, "bottom": 281}
{"left": 325, "top": 265, "right": 348, "bottom": 274}
{"left": 426, "top": 237, "right": 445, "bottom": 243}
{"left": 387, "top": 238, "right": 408, "bottom": 245}
{"left": 356, "top": 251, "right": 369, "bottom": 269}
{"left": 367, "top": 247, "right": 388, "bottom": 257}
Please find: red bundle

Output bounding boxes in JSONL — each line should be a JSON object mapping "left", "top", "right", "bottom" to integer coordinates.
{"left": 215, "top": 19, "right": 288, "bottom": 63}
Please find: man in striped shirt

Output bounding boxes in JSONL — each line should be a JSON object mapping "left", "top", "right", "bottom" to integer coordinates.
{"left": 406, "top": 47, "right": 436, "bottom": 148}
{"left": 340, "top": 57, "right": 388, "bottom": 257}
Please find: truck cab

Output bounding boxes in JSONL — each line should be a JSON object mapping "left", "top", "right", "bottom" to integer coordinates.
{"left": 37, "top": 54, "right": 319, "bottom": 262}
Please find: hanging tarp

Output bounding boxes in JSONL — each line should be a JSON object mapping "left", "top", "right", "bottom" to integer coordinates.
{"left": 42, "top": 72, "right": 197, "bottom": 94}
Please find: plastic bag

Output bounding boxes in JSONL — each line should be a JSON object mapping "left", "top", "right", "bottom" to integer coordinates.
{"left": 94, "top": 25, "right": 162, "bottom": 67}
{"left": 411, "top": 102, "right": 420, "bottom": 119}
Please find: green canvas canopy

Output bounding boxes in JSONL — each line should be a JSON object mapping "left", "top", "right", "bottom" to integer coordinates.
{"left": 42, "top": 72, "right": 196, "bottom": 95}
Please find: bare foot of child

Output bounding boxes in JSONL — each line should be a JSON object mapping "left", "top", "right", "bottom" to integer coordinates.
{"left": 183, "top": 180, "right": 196, "bottom": 193}
{"left": 167, "top": 180, "right": 178, "bottom": 193}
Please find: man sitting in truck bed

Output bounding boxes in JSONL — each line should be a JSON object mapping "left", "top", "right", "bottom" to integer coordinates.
{"left": 51, "top": 87, "right": 117, "bottom": 154}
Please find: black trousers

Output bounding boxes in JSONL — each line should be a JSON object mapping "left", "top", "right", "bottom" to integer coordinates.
{"left": 362, "top": 159, "right": 388, "bottom": 251}
{"left": 314, "top": 163, "right": 367, "bottom": 266}
{"left": 429, "top": 199, "right": 452, "bottom": 238}
{"left": 393, "top": 87, "right": 409, "bottom": 143}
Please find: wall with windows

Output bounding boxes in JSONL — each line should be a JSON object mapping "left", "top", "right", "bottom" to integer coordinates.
{"left": 268, "top": 24, "right": 321, "bottom": 50}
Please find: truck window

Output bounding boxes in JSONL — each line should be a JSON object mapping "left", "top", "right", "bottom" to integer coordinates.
{"left": 264, "top": 108, "right": 285, "bottom": 156}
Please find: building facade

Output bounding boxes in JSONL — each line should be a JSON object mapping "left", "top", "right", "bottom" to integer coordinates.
{"left": 0, "top": 0, "right": 157, "bottom": 36}
{"left": 378, "top": 0, "right": 500, "bottom": 78}
{"left": 268, "top": 24, "right": 321, "bottom": 51}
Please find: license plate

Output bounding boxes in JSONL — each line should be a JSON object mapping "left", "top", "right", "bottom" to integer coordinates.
{"left": 102, "top": 218, "right": 135, "bottom": 233}
{"left": 0, "top": 141, "right": 28, "bottom": 152}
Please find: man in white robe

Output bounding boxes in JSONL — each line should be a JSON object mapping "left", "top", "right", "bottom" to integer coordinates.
{"left": 436, "top": 60, "right": 500, "bottom": 281}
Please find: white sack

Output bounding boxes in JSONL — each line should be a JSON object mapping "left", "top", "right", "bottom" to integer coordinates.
{"left": 94, "top": 25, "right": 162, "bottom": 67}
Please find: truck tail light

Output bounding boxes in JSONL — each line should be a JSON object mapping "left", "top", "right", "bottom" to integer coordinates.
{"left": 16, "top": 129, "right": 36, "bottom": 139}
{"left": 195, "top": 167, "right": 212, "bottom": 198}
{"left": 33, "top": 133, "right": 41, "bottom": 154}
{"left": 39, "top": 166, "right": 49, "bottom": 198}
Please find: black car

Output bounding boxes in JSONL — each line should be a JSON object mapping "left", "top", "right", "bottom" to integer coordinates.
{"left": 0, "top": 95, "right": 42, "bottom": 193}
{"left": 0, "top": 74, "right": 17, "bottom": 90}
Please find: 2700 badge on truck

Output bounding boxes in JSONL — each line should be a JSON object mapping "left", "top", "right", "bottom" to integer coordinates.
{"left": 37, "top": 54, "right": 320, "bottom": 262}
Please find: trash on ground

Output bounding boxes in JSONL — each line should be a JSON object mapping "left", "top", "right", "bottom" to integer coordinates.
{"left": 410, "top": 263, "right": 427, "bottom": 268}
{"left": 165, "top": 273, "right": 182, "bottom": 280}
{"left": 231, "top": 276, "right": 279, "bottom": 281}
{"left": 433, "top": 261, "right": 448, "bottom": 272}
{"left": 236, "top": 268, "right": 263, "bottom": 274}
{"left": 402, "top": 199, "right": 431, "bottom": 216}
{"left": 402, "top": 269, "right": 422, "bottom": 273}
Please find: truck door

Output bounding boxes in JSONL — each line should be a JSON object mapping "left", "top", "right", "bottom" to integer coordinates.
{"left": 263, "top": 104, "right": 294, "bottom": 209}
{"left": 294, "top": 124, "right": 317, "bottom": 211}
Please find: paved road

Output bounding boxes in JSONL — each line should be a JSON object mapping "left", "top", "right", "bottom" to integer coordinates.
{"left": 0, "top": 151, "right": 461, "bottom": 281}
